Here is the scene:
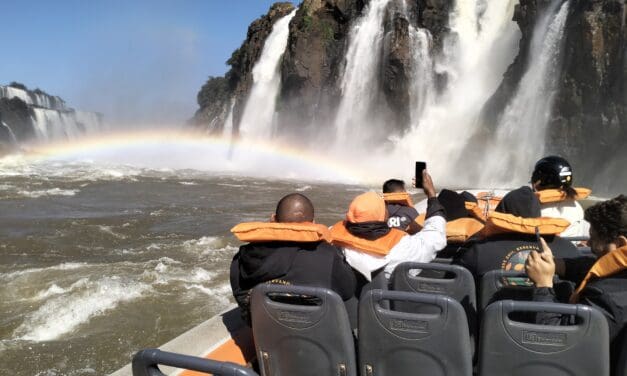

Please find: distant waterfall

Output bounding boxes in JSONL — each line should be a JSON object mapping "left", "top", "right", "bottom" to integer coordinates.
{"left": 1, "top": 84, "right": 103, "bottom": 144}
{"left": 335, "top": 0, "right": 391, "bottom": 144}
{"left": 223, "top": 99, "right": 235, "bottom": 138}
{"left": 0, "top": 86, "right": 66, "bottom": 110}
{"left": 1, "top": 121, "right": 18, "bottom": 144}
{"left": 393, "top": 0, "right": 520, "bottom": 180}
{"left": 407, "top": 24, "right": 435, "bottom": 124}
{"left": 481, "top": 0, "right": 570, "bottom": 184}
{"left": 239, "top": 10, "right": 297, "bottom": 139}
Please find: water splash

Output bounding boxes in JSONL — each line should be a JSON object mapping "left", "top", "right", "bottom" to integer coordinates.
{"left": 239, "top": 10, "right": 297, "bottom": 139}
{"left": 481, "top": 0, "right": 570, "bottom": 185}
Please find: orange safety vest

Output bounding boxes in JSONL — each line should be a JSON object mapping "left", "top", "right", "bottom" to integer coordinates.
{"left": 536, "top": 187, "right": 592, "bottom": 204}
{"left": 415, "top": 214, "right": 484, "bottom": 243}
{"left": 478, "top": 211, "right": 571, "bottom": 238}
{"left": 570, "top": 245, "right": 627, "bottom": 303}
{"left": 330, "top": 221, "right": 405, "bottom": 256}
{"left": 382, "top": 192, "right": 414, "bottom": 207}
{"left": 230, "top": 222, "right": 331, "bottom": 243}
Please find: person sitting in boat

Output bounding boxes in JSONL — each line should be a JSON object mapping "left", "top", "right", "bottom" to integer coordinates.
{"left": 454, "top": 186, "right": 579, "bottom": 278}
{"left": 526, "top": 195, "right": 627, "bottom": 375}
{"left": 229, "top": 193, "right": 356, "bottom": 325}
{"left": 531, "top": 155, "right": 591, "bottom": 238}
{"left": 331, "top": 170, "right": 446, "bottom": 293}
{"left": 382, "top": 179, "right": 420, "bottom": 234}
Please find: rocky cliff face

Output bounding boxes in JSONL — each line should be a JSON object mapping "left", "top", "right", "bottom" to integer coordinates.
{"left": 193, "top": 0, "right": 625, "bottom": 190}
{"left": 484, "top": 0, "right": 626, "bottom": 187}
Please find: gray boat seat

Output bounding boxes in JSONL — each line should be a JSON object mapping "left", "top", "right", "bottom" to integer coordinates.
{"left": 616, "top": 331, "right": 627, "bottom": 376}
{"left": 132, "top": 348, "right": 258, "bottom": 376}
{"left": 358, "top": 289, "right": 472, "bottom": 376}
{"left": 479, "top": 270, "right": 574, "bottom": 312}
{"left": 478, "top": 300, "right": 610, "bottom": 376}
{"left": 250, "top": 284, "right": 356, "bottom": 376}
{"left": 390, "top": 262, "right": 477, "bottom": 345}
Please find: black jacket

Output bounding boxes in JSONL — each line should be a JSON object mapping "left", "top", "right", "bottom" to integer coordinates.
{"left": 230, "top": 240, "right": 356, "bottom": 324}
{"left": 533, "top": 257, "right": 627, "bottom": 375}
{"left": 454, "top": 234, "right": 580, "bottom": 278}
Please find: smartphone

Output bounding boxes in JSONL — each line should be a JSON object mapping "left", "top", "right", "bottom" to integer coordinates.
{"left": 535, "top": 226, "right": 543, "bottom": 253}
{"left": 415, "top": 161, "right": 427, "bottom": 189}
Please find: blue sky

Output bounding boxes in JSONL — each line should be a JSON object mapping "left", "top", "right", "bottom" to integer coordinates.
{"left": 0, "top": 1, "right": 295, "bottom": 124}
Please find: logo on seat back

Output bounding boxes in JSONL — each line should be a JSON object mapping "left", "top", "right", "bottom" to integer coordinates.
{"left": 415, "top": 282, "right": 445, "bottom": 293}
{"left": 522, "top": 331, "right": 567, "bottom": 346}
{"left": 277, "top": 310, "right": 312, "bottom": 324}
{"left": 389, "top": 319, "right": 429, "bottom": 333}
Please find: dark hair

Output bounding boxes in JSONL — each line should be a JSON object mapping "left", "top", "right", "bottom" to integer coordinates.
{"left": 561, "top": 185, "right": 578, "bottom": 200}
{"left": 275, "top": 193, "right": 315, "bottom": 223}
{"left": 584, "top": 195, "right": 627, "bottom": 243}
{"left": 382, "top": 179, "right": 405, "bottom": 193}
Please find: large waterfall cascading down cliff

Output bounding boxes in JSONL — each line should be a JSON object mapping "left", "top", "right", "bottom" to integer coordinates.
{"left": 239, "top": 10, "right": 297, "bottom": 138}
{"left": 335, "top": 0, "right": 391, "bottom": 145}
{"left": 480, "top": 0, "right": 571, "bottom": 185}
{"left": 194, "top": 0, "right": 627, "bottom": 193}
{"left": 0, "top": 83, "right": 104, "bottom": 148}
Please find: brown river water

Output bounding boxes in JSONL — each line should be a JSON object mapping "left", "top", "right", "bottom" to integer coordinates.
{"left": 0, "top": 154, "right": 371, "bottom": 376}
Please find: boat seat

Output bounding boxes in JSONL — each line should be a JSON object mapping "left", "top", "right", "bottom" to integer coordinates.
{"left": 479, "top": 270, "right": 574, "bottom": 312}
{"left": 616, "top": 331, "right": 627, "bottom": 376}
{"left": 250, "top": 284, "right": 356, "bottom": 376}
{"left": 358, "top": 289, "right": 472, "bottom": 376}
{"left": 478, "top": 300, "right": 610, "bottom": 376}
{"left": 390, "top": 262, "right": 477, "bottom": 348}
{"left": 131, "top": 348, "right": 258, "bottom": 376}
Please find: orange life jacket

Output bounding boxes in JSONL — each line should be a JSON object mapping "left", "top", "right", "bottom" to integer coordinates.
{"left": 536, "top": 187, "right": 592, "bottom": 204}
{"left": 382, "top": 192, "right": 414, "bottom": 207}
{"left": 415, "top": 214, "right": 484, "bottom": 243}
{"left": 570, "top": 245, "right": 627, "bottom": 303}
{"left": 330, "top": 221, "right": 405, "bottom": 256}
{"left": 479, "top": 211, "right": 571, "bottom": 238}
{"left": 231, "top": 222, "right": 331, "bottom": 243}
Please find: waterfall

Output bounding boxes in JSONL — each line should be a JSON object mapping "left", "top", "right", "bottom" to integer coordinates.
{"left": 481, "top": 0, "right": 570, "bottom": 185}
{"left": 1, "top": 121, "right": 18, "bottom": 144}
{"left": 334, "top": 0, "right": 391, "bottom": 144}
{"left": 31, "top": 108, "right": 102, "bottom": 141}
{"left": 406, "top": 21, "right": 435, "bottom": 124}
{"left": 390, "top": 0, "right": 519, "bottom": 182}
{"left": 0, "top": 85, "right": 66, "bottom": 110}
{"left": 239, "top": 9, "right": 297, "bottom": 139}
{"left": 223, "top": 99, "right": 235, "bottom": 138}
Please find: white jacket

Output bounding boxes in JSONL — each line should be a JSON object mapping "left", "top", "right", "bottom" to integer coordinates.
{"left": 342, "top": 215, "right": 447, "bottom": 281}
{"left": 541, "top": 200, "right": 590, "bottom": 238}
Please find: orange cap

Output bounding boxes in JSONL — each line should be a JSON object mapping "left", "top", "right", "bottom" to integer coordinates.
{"left": 346, "top": 191, "right": 387, "bottom": 223}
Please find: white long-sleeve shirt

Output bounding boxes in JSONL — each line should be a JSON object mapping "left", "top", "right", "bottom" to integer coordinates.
{"left": 342, "top": 215, "right": 447, "bottom": 281}
{"left": 541, "top": 200, "right": 590, "bottom": 238}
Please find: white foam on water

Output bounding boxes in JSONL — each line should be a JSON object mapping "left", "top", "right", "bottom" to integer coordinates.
{"left": 184, "top": 283, "right": 232, "bottom": 306}
{"left": 33, "top": 278, "right": 90, "bottom": 301}
{"left": 17, "top": 188, "right": 79, "bottom": 198}
{"left": 295, "top": 185, "right": 312, "bottom": 192}
{"left": 1, "top": 262, "right": 88, "bottom": 281}
{"left": 13, "top": 277, "right": 152, "bottom": 342}
{"left": 97, "top": 225, "right": 127, "bottom": 239}
{"left": 178, "top": 181, "right": 197, "bottom": 185}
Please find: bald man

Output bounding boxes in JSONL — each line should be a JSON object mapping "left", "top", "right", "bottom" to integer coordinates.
{"left": 229, "top": 193, "right": 356, "bottom": 325}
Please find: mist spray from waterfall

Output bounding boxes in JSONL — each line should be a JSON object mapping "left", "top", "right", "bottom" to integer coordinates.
{"left": 239, "top": 10, "right": 297, "bottom": 139}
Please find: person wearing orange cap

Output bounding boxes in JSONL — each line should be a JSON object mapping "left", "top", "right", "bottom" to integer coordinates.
{"left": 330, "top": 170, "right": 446, "bottom": 289}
